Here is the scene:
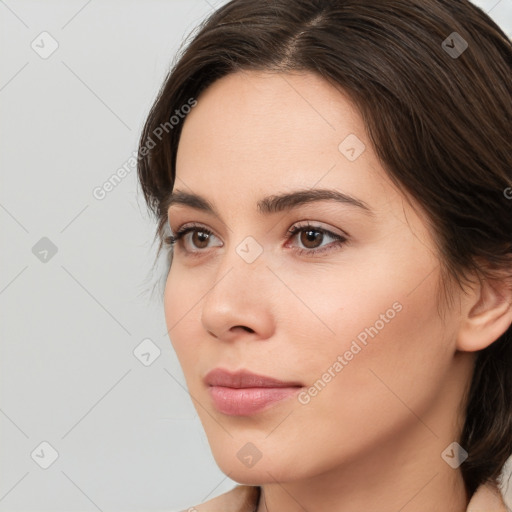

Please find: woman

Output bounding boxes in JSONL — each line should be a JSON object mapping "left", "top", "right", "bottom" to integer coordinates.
{"left": 137, "top": 0, "right": 512, "bottom": 510}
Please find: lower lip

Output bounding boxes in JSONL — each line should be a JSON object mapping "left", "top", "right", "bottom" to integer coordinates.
{"left": 208, "top": 386, "right": 302, "bottom": 416}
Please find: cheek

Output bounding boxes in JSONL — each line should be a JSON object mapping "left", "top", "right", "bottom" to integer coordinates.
{"left": 163, "top": 266, "right": 203, "bottom": 370}
{"left": 283, "top": 232, "right": 446, "bottom": 377}
{"left": 287, "top": 248, "right": 449, "bottom": 435}
{"left": 276, "top": 244, "right": 438, "bottom": 352}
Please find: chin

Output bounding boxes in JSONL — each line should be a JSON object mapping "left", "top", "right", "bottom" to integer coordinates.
{"left": 212, "top": 447, "right": 302, "bottom": 485}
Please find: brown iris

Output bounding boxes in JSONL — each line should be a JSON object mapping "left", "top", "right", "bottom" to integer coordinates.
{"left": 300, "top": 229, "right": 323, "bottom": 249}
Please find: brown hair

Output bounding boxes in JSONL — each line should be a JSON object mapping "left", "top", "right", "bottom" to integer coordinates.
{"left": 137, "top": 0, "right": 512, "bottom": 496}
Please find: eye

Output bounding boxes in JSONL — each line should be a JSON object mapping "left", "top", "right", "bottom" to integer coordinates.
{"left": 165, "top": 222, "right": 221, "bottom": 256}
{"left": 165, "top": 221, "right": 348, "bottom": 258}
{"left": 284, "top": 223, "right": 347, "bottom": 256}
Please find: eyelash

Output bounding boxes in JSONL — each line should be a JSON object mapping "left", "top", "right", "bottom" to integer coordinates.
{"left": 164, "top": 222, "right": 348, "bottom": 258}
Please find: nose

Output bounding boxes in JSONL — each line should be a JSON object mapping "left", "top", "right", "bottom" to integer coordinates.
{"left": 200, "top": 243, "right": 276, "bottom": 343}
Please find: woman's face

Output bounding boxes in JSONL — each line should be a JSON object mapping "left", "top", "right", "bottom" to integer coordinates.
{"left": 164, "top": 70, "right": 471, "bottom": 484}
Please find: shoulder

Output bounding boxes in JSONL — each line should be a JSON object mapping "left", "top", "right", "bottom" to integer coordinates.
{"left": 466, "top": 480, "right": 509, "bottom": 512}
{"left": 179, "top": 485, "right": 260, "bottom": 512}
{"left": 177, "top": 481, "right": 509, "bottom": 512}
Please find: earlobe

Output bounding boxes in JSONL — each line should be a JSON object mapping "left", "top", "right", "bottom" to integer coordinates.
{"left": 456, "top": 275, "right": 512, "bottom": 353}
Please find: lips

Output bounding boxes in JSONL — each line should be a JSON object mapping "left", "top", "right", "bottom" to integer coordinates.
{"left": 204, "top": 368, "right": 303, "bottom": 388}
{"left": 204, "top": 368, "right": 303, "bottom": 416}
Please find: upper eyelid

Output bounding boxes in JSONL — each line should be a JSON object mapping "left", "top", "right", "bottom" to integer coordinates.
{"left": 170, "top": 220, "right": 345, "bottom": 235}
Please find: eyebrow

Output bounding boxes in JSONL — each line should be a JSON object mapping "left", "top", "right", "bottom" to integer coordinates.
{"left": 166, "top": 188, "right": 374, "bottom": 217}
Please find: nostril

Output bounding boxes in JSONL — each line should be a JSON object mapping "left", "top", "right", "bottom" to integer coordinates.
{"left": 236, "top": 325, "right": 254, "bottom": 333}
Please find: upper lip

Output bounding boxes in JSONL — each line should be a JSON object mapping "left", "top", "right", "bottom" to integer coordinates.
{"left": 204, "top": 368, "right": 303, "bottom": 388}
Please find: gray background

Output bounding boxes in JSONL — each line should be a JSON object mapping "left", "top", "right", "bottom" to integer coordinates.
{"left": 1, "top": 1, "right": 511, "bottom": 510}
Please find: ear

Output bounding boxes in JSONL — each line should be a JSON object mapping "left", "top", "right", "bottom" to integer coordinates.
{"left": 456, "top": 271, "right": 512, "bottom": 352}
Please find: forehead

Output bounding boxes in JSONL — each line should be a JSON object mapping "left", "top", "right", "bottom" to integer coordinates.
{"left": 174, "top": 70, "right": 419, "bottom": 225}
{"left": 178, "top": 70, "right": 364, "bottom": 158}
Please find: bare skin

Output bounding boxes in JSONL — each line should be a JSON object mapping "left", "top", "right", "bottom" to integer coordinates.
{"left": 164, "top": 70, "right": 512, "bottom": 512}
